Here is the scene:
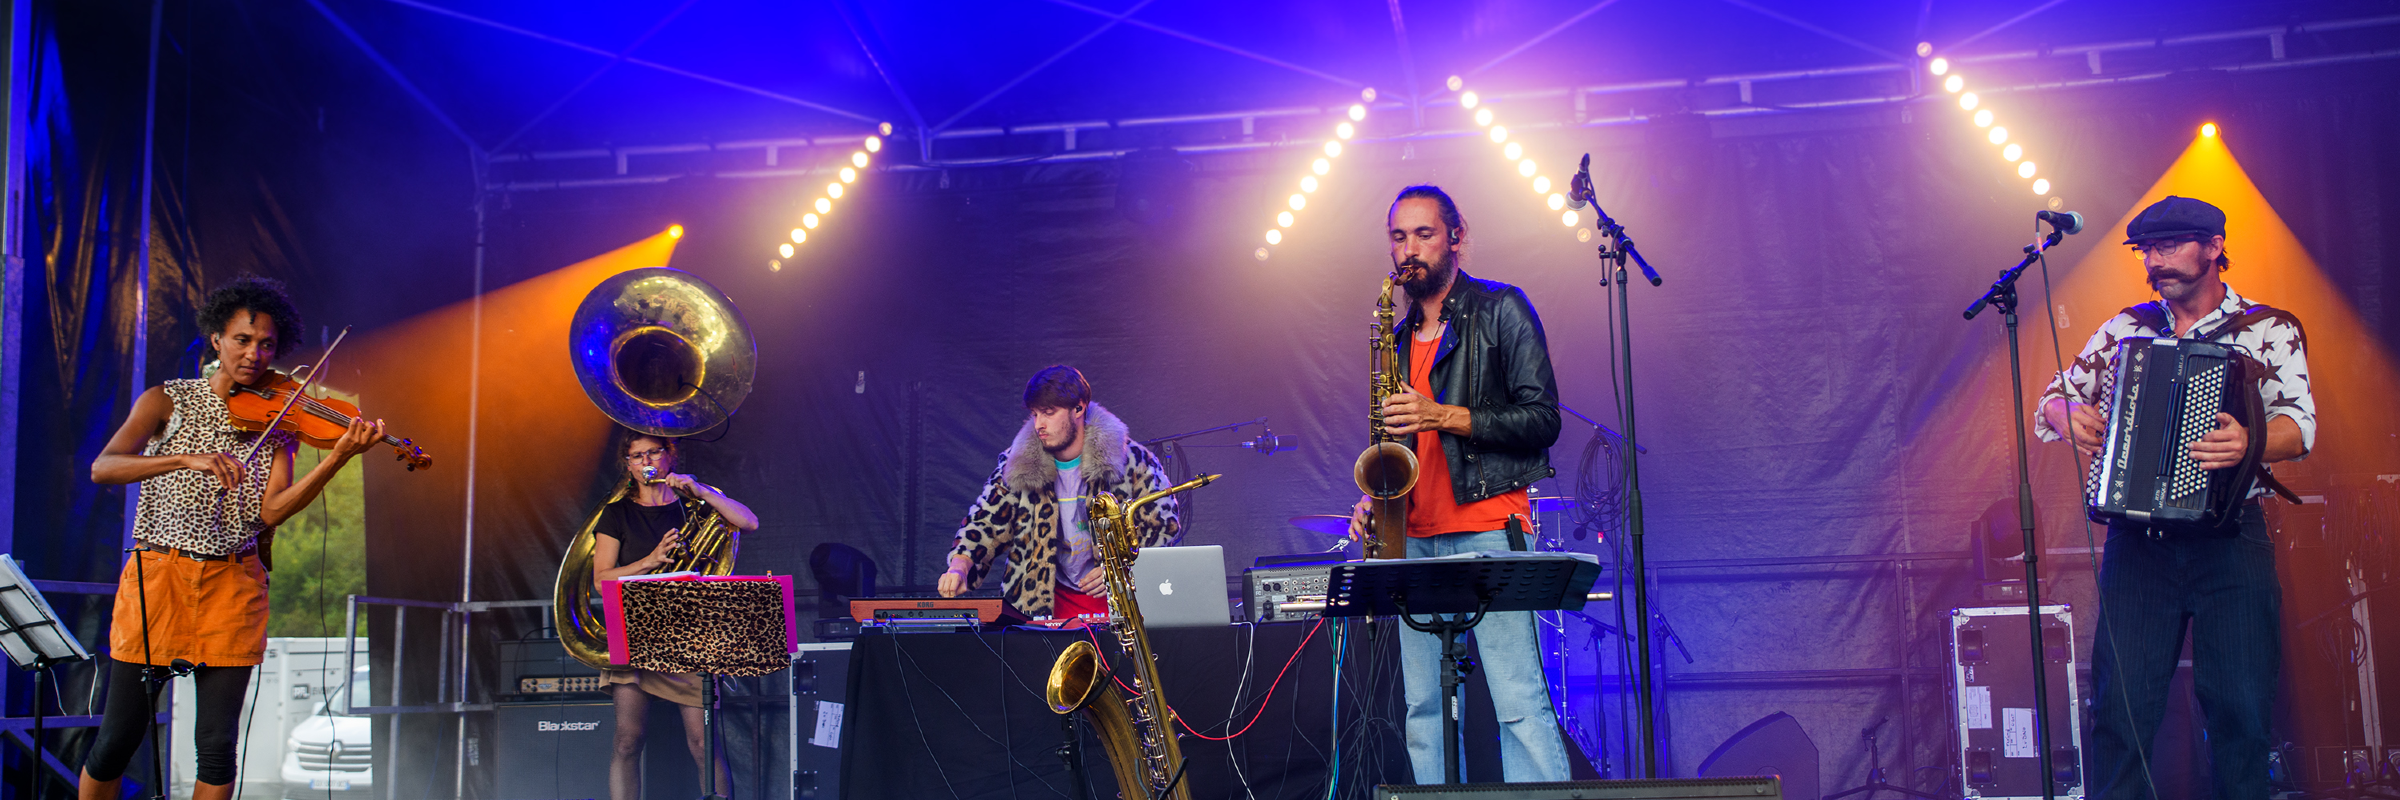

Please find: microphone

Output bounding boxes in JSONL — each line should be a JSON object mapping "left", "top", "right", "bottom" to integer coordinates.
{"left": 1240, "top": 428, "right": 1292, "bottom": 456}
{"left": 1566, "top": 154, "right": 1592, "bottom": 209}
{"left": 2036, "top": 209, "right": 2085, "bottom": 235}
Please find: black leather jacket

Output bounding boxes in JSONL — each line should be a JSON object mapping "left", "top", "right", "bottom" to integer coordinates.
{"left": 1395, "top": 271, "right": 1561, "bottom": 505}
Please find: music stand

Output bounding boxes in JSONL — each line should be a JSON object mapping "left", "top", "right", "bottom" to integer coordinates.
{"left": 1323, "top": 553, "right": 1601, "bottom": 785}
{"left": 0, "top": 555, "right": 94, "bottom": 800}
{"left": 606, "top": 575, "right": 798, "bottom": 800}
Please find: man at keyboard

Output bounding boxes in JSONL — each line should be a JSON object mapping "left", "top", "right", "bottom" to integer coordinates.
{"left": 937, "top": 365, "right": 1181, "bottom": 620}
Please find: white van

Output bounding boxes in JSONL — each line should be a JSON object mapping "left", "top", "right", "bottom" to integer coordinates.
{"left": 279, "top": 664, "right": 371, "bottom": 798}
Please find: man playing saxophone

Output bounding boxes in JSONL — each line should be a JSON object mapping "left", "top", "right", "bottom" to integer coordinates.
{"left": 1348, "top": 185, "right": 1569, "bottom": 784}
{"left": 590, "top": 430, "right": 760, "bottom": 800}
{"left": 937, "top": 365, "right": 1182, "bottom": 620}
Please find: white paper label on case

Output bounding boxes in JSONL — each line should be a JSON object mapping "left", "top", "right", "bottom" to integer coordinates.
{"left": 811, "top": 700, "right": 845, "bottom": 748}
{"left": 1965, "top": 685, "right": 1993, "bottom": 729}
{"left": 2003, "top": 707, "right": 2036, "bottom": 758}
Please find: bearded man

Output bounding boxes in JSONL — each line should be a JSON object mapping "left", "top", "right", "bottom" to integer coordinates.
{"left": 2038, "top": 195, "right": 2315, "bottom": 800}
{"left": 1348, "top": 184, "right": 1569, "bottom": 784}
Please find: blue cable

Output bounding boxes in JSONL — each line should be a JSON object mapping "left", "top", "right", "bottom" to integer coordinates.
{"left": 1324, "top": 619, "right": 1345, "bottom": 800}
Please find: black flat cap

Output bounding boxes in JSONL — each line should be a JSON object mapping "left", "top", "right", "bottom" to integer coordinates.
{"left": 2123, "top": 195, "right": 2227, "bottom": 244}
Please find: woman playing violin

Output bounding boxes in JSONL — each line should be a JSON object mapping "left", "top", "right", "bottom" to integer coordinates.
{"left": 81, "top": 275, "right": 383, "bottom": 800}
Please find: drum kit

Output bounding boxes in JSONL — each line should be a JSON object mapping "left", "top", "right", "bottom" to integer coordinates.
{"left": 1283, "top": 492, "right": 1587, "bottom": 548}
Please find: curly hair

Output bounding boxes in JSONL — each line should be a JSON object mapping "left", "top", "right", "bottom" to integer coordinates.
{"left": 198, "top": 275, "right": 304, "bottom": 359}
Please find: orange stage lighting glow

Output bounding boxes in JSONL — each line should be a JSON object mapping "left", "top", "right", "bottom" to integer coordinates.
{"left": 333, "top": 230, "right": 686, "bottom": 586}
{"left": 2045, "top": 130, "right": 2400, "bottom": 487}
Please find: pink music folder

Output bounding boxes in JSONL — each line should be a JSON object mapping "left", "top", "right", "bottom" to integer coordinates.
{"left": 602, "top": 574, "right": 799, "bottom": 667}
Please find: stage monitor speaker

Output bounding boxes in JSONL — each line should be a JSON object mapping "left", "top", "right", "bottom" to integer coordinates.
{"left": 791, "top": 642, "right": 853, "bottom": 800}
{"left": 1374, "top": 776, "right": 1781, "bottom": 799}
{"left": 1695, "top": 712, "right": 1818, "bottom": 800}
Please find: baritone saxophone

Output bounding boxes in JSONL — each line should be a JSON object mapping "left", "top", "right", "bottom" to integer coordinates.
{"left": 1045, "top": 473, "right": 1218, "bottom": 800}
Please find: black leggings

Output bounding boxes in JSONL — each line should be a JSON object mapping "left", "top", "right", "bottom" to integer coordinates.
{"left": 85, "top": 658, "right": 253, "bottom": 785}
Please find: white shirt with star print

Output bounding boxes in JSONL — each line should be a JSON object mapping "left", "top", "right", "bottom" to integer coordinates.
{"left": 2036, "top": 285, "right": 2316, "bottom": 498}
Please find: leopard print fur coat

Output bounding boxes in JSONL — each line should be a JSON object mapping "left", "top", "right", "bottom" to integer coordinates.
{"left": 945, "top": 403, "right": 1180, "bottom": 618}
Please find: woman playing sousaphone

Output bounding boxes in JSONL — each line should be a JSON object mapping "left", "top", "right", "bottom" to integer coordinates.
{"left": 589, "top": 429, "right": 759, "bottom": 800}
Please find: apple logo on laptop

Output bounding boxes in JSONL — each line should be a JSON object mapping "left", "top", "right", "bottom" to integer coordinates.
{"left": 1159, "top": 579, "right": 1173, "bottom": 596}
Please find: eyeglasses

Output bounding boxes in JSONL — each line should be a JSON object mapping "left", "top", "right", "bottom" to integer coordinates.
{"left": 2129, "top": 239, "right": 2194, "bottom": 256}
{"left": 624, "top": 447, "right": 669, "bottom": 462}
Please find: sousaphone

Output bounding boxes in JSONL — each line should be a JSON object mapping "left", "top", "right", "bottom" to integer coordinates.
{"left": 553, "top": 267, "right": 756, "bottom": 669}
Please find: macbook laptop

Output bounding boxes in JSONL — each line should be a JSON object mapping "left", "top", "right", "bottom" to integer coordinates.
{"left": 1128, "top": 545, "right": 1231, "bottom": 628}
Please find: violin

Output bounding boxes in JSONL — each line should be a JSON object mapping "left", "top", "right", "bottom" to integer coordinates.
{"left": 224, "top": 370, "right": 433, "bottom": 471}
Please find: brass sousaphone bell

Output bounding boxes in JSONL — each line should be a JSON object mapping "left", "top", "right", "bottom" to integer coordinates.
{"left": 553, "top": 267, "right": 757, "bottom": 669}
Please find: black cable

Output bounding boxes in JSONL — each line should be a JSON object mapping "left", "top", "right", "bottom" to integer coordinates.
{"left": 2034, "top": 236, "right": 2158, "bottom": 799}
{"left": 237, "top": 666, "right": 263, "bottom": 796}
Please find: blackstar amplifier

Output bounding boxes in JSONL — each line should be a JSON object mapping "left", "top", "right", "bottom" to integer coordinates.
{"left": 1244, "top": 563, "right": 1335, "bottom": 623}
{"left": 2086, "top": 336, "right": 2264, "bottom": 533}
{"left": 1949, "top": 605, "right": 2083, "bottom": 800}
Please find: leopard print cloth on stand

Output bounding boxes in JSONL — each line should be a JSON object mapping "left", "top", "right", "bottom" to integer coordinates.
{"left": 619, "top": 580, "right": 789, "bottom": 677}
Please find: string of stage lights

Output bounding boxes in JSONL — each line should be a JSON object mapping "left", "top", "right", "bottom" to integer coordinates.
{"left": 1255, "top": 88, "right": 1379, "bottom": 261}
{"left": 1924, "top": 44, "right": 2062, "bottom": 207}
{"left": 770, "top": 124, "right": 891, "bottom": 272}
{"left": 1441, "top": 75, "right": 1591, "bottom": 243}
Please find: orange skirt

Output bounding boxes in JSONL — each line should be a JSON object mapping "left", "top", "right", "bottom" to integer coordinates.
{"left": 601, "top": 667, "right": 703, "bottom": 707}
{"left": 109, "top": 549, "right": 270, "bottom": 667}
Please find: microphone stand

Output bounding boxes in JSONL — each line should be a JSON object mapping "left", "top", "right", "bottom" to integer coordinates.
{"left": 1571, "top": 163, "right": 1663, "bottom": 777}
{"left": 1962, "top": 226, "right": 2067, "bottom": 800}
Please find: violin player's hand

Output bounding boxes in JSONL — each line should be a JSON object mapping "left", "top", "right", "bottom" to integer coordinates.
{"left": 183, "top": 452, "right": 246, "bottom": 490}
{"left": 332, "top": 417, "right": 385, "bottom": 459}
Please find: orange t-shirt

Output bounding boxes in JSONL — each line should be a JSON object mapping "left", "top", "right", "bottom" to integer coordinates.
{"left": 1403, "top": 327, "right": 1530, "bottom": 538}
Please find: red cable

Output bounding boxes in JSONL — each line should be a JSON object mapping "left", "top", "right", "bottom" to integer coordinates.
{"left": 1079, "top": 617, "right": 1326, "bottom": 742}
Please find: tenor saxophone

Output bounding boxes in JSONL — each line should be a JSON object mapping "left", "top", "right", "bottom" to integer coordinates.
{"left": 1353, "top": 268, "right": 1419, "bottom": 559}
{"left": 1045, "top": 473, "right": 1218, "bottom": 800}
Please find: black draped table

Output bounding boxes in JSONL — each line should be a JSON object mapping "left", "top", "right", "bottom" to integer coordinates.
{"left": 840, "top": 619, "right": 1411, "bottom": 800}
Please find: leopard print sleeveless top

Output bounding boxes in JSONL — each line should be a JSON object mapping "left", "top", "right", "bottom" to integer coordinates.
{"left": 131, "top": 379, "right": 296, "bottom": 555}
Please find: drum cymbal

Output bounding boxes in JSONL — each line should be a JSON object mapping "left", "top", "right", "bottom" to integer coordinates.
{"left": 1531, "top": 497, "right": 1579, "bottom": 514}
{"left": 1288, "top": 515, "right": 1354, "bottom": 536}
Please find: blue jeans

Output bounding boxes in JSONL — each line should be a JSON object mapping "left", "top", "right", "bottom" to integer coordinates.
{"left": 1399, "top": 529, "right": 1569, "bottom": 784}
{"left": 2087, "top": 502, "right": 2277, "bottom": 800}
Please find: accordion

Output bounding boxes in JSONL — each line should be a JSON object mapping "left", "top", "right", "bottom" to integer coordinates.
{"left": 2085, "top": 336, "right": 2267, "bottom": 533}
